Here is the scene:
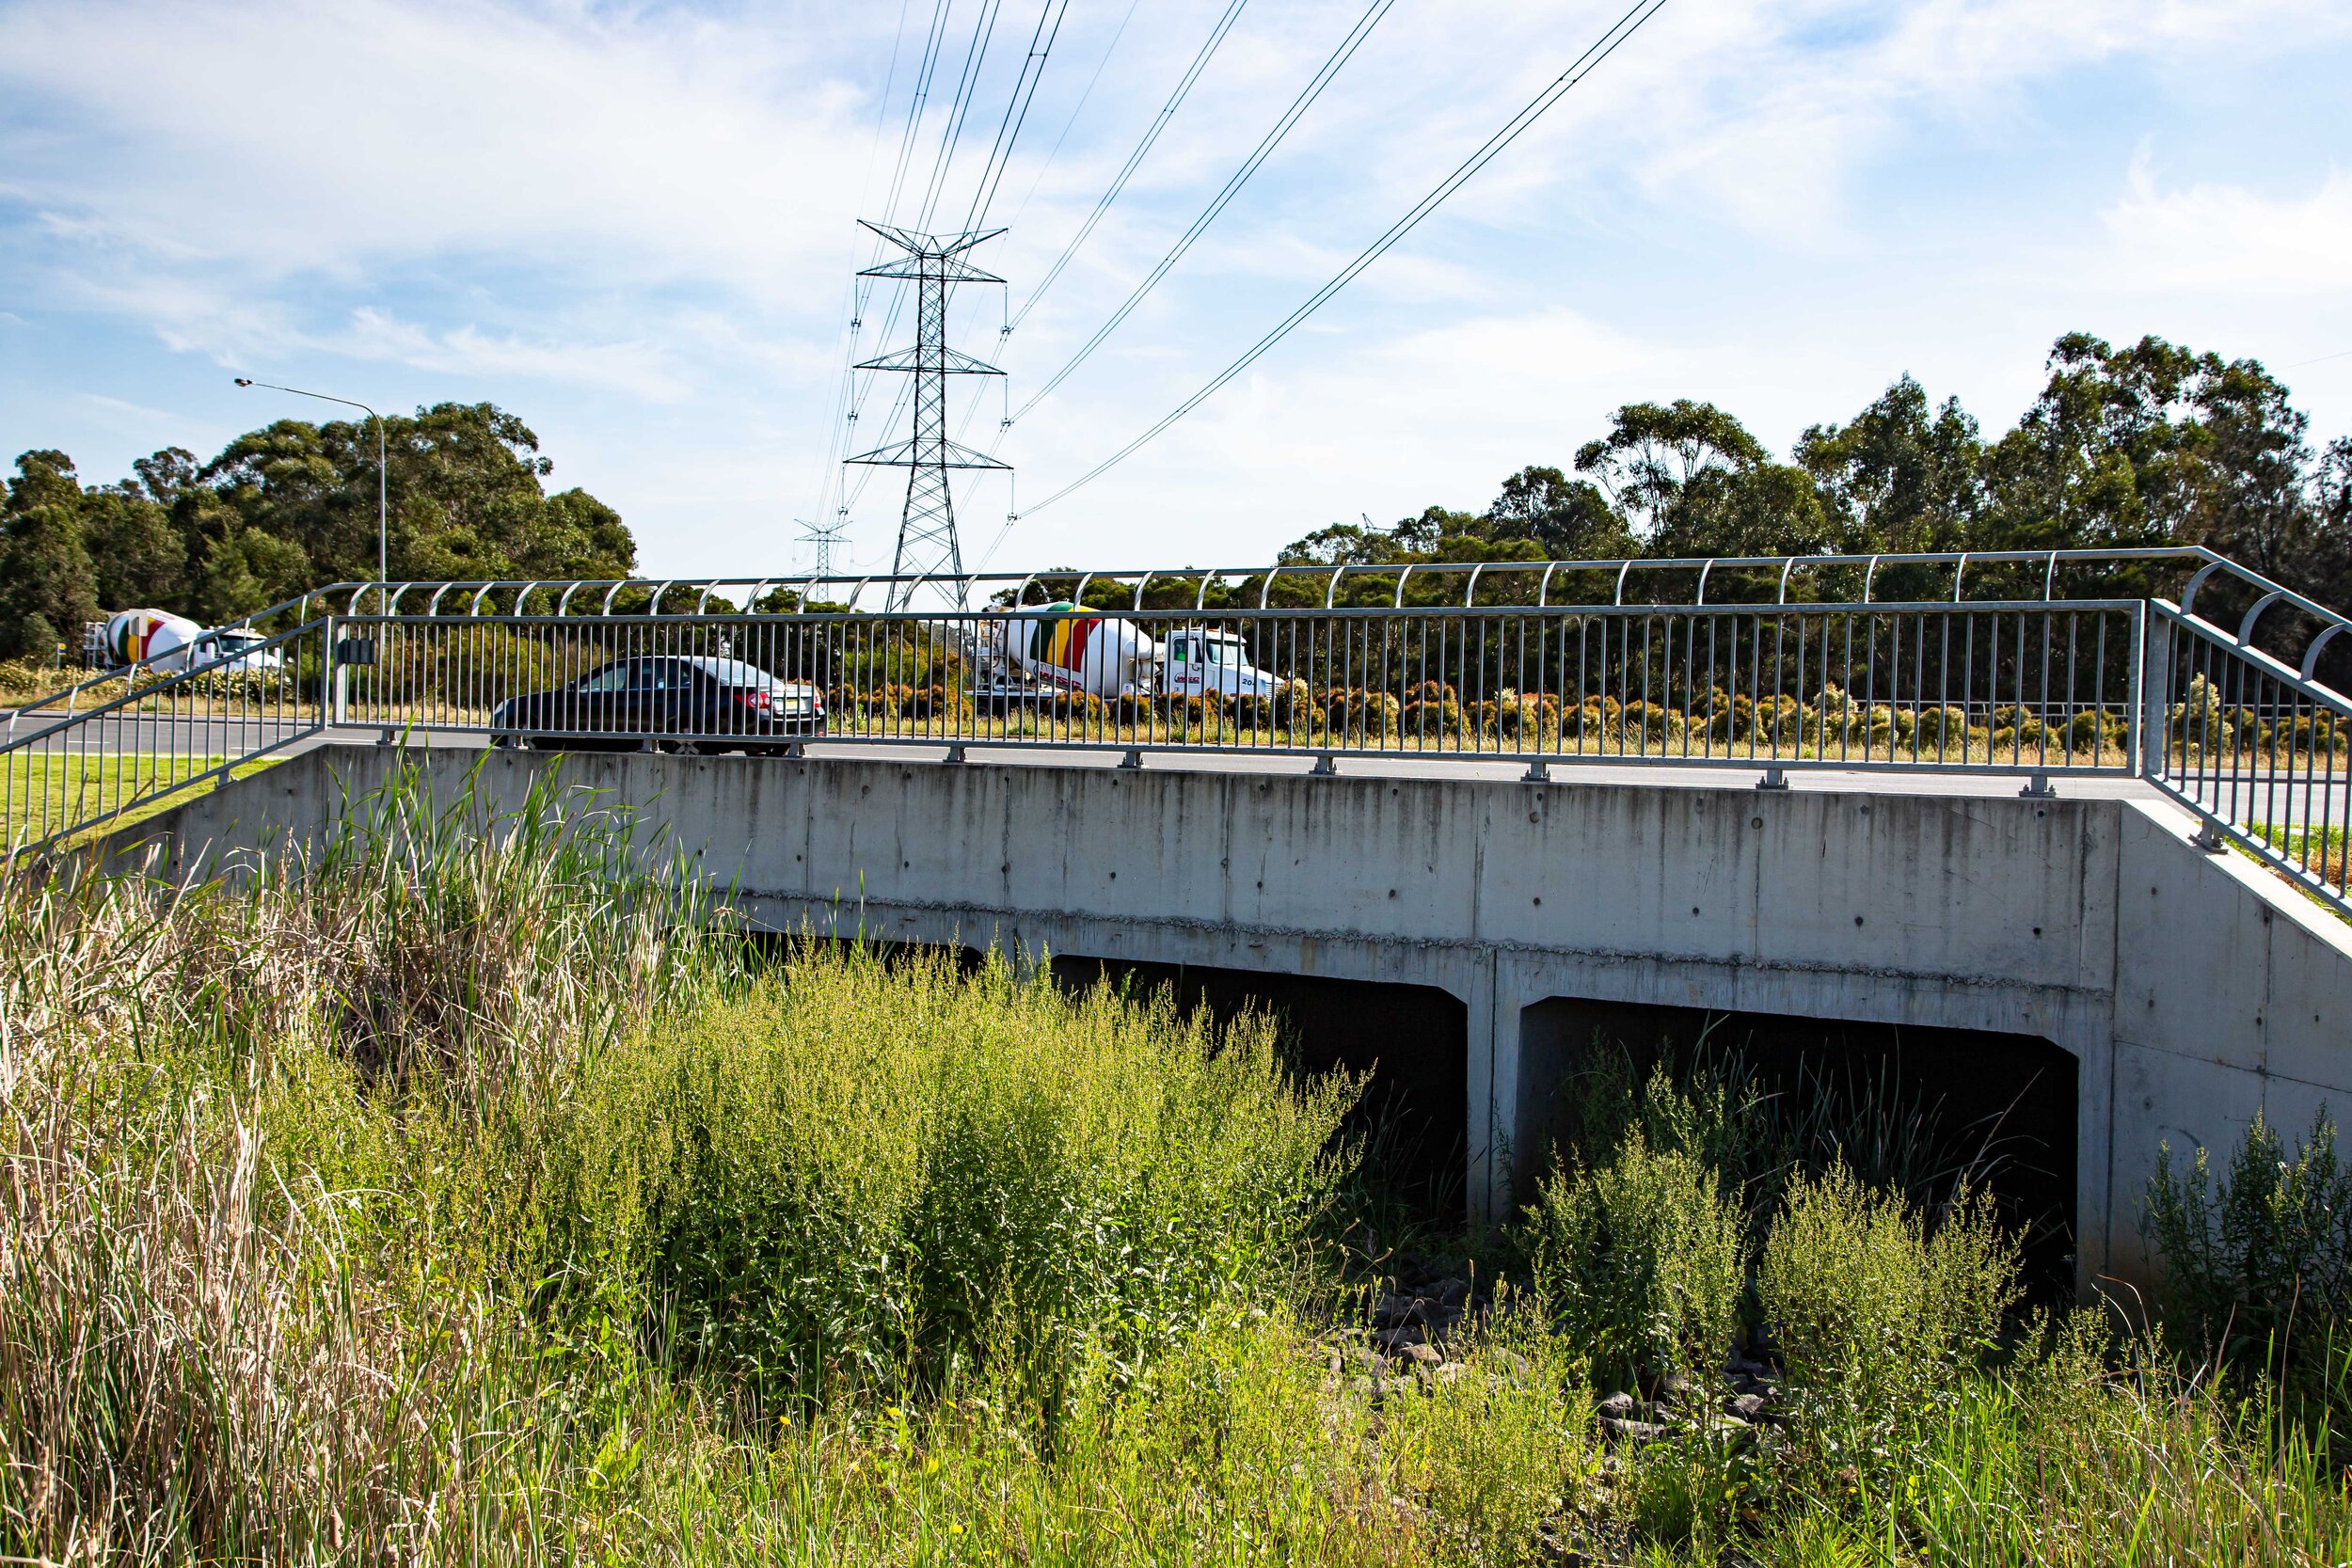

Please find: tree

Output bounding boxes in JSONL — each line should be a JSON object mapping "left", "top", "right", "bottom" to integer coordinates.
{"left": 1574, "top": 400, "right": 1768, "bottom": 540}
{"left": 1979, "top": 333, "right": 2216, "bottom": 554}
{"left": 1798, "top": 375, "right": 1986, "bottom": 555}
{"left": 1484, "top": 465, "right": 1635, "bottom": 559}
{"left": 81, "top": 484, "right": 188, "bottom": 610}
{"left": 0, "top": 451, "right": 100, "bottom": 660}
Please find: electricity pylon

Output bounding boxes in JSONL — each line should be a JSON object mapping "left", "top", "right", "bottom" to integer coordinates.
{"left": 794, "top": 516, "right": 848, "bottom": 579}
{"left": 844, "top": 221, "right": 1009, "bottom": 610}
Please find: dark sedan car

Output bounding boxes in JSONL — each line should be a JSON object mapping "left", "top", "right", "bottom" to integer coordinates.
{"left": 489, "top": 656, "right": 825, "bottom": 752}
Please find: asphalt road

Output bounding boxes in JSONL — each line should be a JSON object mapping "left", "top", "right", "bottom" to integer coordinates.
{"left": 11, "top": 708, "right": 2352, "bottom": 828}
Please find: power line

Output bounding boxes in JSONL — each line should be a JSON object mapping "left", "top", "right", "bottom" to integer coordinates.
{"left": 1010, "top": 0, "right": 1396, "bottom": 422}
{"left": 962, "top": 0, "right": 1072, "bottom": 232}
{"left": 1008, "top": 0, "right": 1250, "bottom": 333}
{"left": 1012, "top": 0, "right": 1672, "bottom": 525}
{"left": 915, "top": 0, "right": 1008, "bottom": 228}
{"left": 1004, "top": 0, "right": 1144, "bottom": 232}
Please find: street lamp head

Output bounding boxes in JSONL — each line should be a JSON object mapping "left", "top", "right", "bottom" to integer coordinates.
{"left": 233, "top": 377, "right": 253, "bottom": 387}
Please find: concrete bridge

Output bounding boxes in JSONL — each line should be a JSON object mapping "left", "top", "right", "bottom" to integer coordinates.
{"left": 121, "top": 738, "right": 2352, "bottom": 1295}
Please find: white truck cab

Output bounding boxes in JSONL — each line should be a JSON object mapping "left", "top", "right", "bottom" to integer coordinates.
{"left": 1164, "top": 628, "right": 1278, "bottom": 701}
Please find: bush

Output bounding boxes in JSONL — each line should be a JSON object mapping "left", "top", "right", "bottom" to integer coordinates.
{"left": 1756, "top": 1166, "right": 2020, "bottom": 1487}
{"left": 1913, "top": 705, "right": 1970, "bottom": 751}
{"left": 1401, "top": 697, "right": 1465, "bottom": 742}
{"left": 570, "top": 950, "right": 1358, "bottom": 1408}
{"left": 1519, "top": 1132, "right": 1747, "bottom": 1393}
{"left": 2144, "top": 1106, "right": 2352, "bottom": 1431}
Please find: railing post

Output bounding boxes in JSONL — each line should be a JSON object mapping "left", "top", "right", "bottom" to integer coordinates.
{"left": 2138, "top": 607, "right": 2173, "bottom": 783}
{"left": 321, "top": 614, "right": 341, "bottom": 728}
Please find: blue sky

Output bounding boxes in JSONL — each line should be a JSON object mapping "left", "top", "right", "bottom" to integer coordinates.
{"left": 3, "top": 0, "right": 2349, "bottom": 579}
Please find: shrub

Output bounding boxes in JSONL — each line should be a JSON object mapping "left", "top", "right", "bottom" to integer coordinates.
{"left": 1519, "top": 1132, "right": 1747, "bottom": 1392}
{"left": 1756, "top": 1166, "right": 2020, "bottom": 1487}
{"left": 1380, "top": 1304, "right": 1593, "bottom": 1565}
{"left": 2144, "top": 1106, "right": 2352, "bottom": 1430}
{"left": 1913, "top": 705, "right": 1970, "bottom": 752}
{"left": 1401, "top": 697, "right": 1465, "bottom": 742}
{"left": 569, "top": 950, "right": 1359, "bottom": 1408}
{"left": 2171, "top": 673, "right": 2228, "bottom": 747}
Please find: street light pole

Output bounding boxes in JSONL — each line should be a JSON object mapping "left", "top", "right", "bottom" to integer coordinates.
{"left": 233, "top": 377, "right": 389, "bottom": 597}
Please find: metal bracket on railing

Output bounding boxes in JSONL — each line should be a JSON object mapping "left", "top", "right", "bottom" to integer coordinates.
{"left": 1536, "top": 562, "right": 1559, "bottom": 608}
{"left": 2190, "top": 819, "right": 2228, "bottom": 854}
{"left": 2177, "top": 561, "right": 2224, "bottom": 620}
{"left": 1119, "top": 748, "right": 1142, "bottom": 769}
{"left": 1952, "top": 553, "right": 1969, "bottom": 603}
{"left": 1756, "top": 768, "right": 1789, "bottom": 791}
{"left": 2018, "top": 773, "right": 2058, "bottom": 800}
{"left": 786, "top": 740, "right": 805, "bottom": 759}
{"left": 1776, "top": 560, "right": 1795, "bottom": 605}
{"left": 1325, "top": 566, "right": 1344, "bottom": 609}
{"left": 2237, "top": 591, "right": 2286, "bottom": 647}
{"left": 1522, "top": 759, "right": 1550, "bottom": 783}
{"left": 1310, "top": 752, "right": 1338, "bottom": 777}
{"left": 2304, "top": 625, "right": 2344, "bottom": 681}
{"left": 942, "top": 744, "right": 967, "bottom": 765}
{"left": 1862, "top": 556, "right": 1880, "bottom": 604}
{"left": 1394, "top": 565, "right": 1415, "bottom": 608}
{"left": 2042, "top": 552, "right": 2059, "bottom": 601}
{"left": 1694, "top": 562, "right": 1713, "bottom": 606}
{"left": 1134, "top": 573, "right": 1154, "bottom": 611}
{"left": 1614, "top": 562, "right": 1633, "bottom": 606}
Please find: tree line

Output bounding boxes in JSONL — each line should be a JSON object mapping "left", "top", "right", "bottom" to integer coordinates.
{"left": 1279, "top": 330, "right": 2350, "bottom": 616}
{"left": 0, "top": 402, "right": 635, "bottom": 659}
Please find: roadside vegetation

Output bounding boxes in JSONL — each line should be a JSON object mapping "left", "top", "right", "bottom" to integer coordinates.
{"left": 3, "top": 765, "right": 2346, "bottom": 1563}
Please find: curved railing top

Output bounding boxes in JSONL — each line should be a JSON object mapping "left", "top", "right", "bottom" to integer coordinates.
{"left": 234, "top": 545, "right": 2348, "bottom": 656}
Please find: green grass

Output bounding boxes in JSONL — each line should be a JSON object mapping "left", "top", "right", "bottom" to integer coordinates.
{"left": 0, "top": 752, "right": 284, "bottom": 851}
{"left": 2, "top": 758, "right": 2345, "bottom": 1564}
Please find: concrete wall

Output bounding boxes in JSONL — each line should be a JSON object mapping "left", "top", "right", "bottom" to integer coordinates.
{"left": 115, "top": 742, "right": 2352, "bottom": 1291}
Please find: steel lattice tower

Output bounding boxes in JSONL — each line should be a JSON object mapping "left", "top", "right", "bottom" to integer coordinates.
{"left": 845, "top": 221, "right": 1009, "bottom": 610}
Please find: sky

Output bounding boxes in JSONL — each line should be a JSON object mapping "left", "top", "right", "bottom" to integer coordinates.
{"left": 2, "top": 0, "right": 2350, "bottom": 581}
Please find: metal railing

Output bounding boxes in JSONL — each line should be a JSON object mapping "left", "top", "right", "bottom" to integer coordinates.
{"left": 1, "top": 618, "right": 328, "bottom": 859}
{"left": 5, "top": 546, "right": 2348, "bottom": 922}
{"left": 327, "top": 598, "right": 2147, "bottom": 781}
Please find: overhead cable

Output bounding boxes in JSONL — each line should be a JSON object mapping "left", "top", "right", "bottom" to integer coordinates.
{"left": 1013, "top": 0, "right": 1672, "bottom": 524}
{"left": 1011, "top": 0, "right": 1397, "bottom": 421}
{"left": 962, "top": 0, "right": 1073, "bottom": 232}
{"left": 1009, "top": 0, "right": 1250, "bottom": 331}
{"left": 1004, "top": 0, "right": 1145, "bottom": 230}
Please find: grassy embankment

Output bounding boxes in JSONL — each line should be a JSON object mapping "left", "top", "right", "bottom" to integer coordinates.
{"left": 0, "top": 753, "right": 284, "bottom": 851}
{"left": 3, "top": 762, "right": 2347, "bottom": 1563}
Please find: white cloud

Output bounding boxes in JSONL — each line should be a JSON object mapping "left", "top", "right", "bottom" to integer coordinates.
{"left": 2, "top": 0, "right": 2348, "bottom": 578}
{"left": 2103, "top": 154, "right": 2352, "bottom": 295}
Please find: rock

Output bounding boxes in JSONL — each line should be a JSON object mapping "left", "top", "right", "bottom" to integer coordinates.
{"left": 1600, "top": 1417, "right": 1670, "bottom": 1446}
{"left": 1433, "top": 1362, "right": 1470, "bottom": 1385}
{"left": 1398, "top": 1341, "right": 1443, "bottom": 1367}
{"left": 1596, "top": 1390, "right": 1640, "bottom": 1421}
{"left": 1375, "top": 1324, "right": 1426, "bottom": 1353}
{"left": 1432, "top": 1277, "right": 1471, "bottom": 1309}
{"left": 1729, "top": 1392, "right": 1768, "bottom": 1422}
{"left": 1660, "top": 1371, "right": 1696, "bottom": 1405}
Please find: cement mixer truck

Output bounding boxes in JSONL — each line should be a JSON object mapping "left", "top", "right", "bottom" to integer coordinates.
{"left": 966, "top": 604, "right": 1280, "bottom": 705}
{"left": 98, "top": 609, "right": 282, "bottom": 676}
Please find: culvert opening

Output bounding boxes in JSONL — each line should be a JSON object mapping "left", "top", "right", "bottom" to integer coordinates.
{"left": 1515, "top": 998, "right": 2078, "bottom": 1303}
{"left": 1049, "top": 957, "right": 1469, "bottom": 1232}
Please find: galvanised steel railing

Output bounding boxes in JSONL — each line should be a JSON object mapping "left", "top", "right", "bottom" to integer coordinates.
{"left": 3, "top": 546, "right": 2347, "bottom": 920}
{"left": 1, "top": 618, "right": 329, "bottom": 859}
{"left": 327, "top": 598, "right": 2148, "bottom": 783}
